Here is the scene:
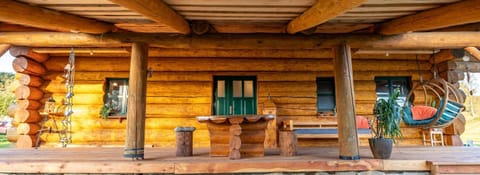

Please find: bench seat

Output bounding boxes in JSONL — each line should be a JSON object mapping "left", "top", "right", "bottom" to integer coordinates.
{"left": 294, "top": 128, "right": 371, "bottom": 139}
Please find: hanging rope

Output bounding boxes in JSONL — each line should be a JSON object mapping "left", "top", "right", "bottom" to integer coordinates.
{"left": 432, "top": 49, "right": 438, "bottom": 79}
{"left": 61, "top": 47, "right": 75, "bottom": 147}
{"left": 415, "top": 54, "right": 423, "bottom": 84}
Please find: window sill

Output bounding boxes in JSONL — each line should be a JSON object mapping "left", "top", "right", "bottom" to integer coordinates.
{"left": 107, "top": 115, "right": 126, "bottom": 123}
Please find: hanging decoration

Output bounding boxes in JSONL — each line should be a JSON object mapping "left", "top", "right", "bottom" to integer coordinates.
{"left": 60, "top": 47, "right": 75, "bottom": 147}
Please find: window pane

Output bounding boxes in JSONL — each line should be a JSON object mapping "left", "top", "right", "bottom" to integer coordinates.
{"left": 217, "top": 80, "right": 225, "bottom": 97}
{"left": 233, "top": 80, "right": 242, "bottom": 97}
{"left": 375, "top": 80, "right": 389, "bottom": 98}
{"left": 107, "top": 79, "right": 128, "bottom": 115}
{"left": 317, "top": 80, "right": 333, "bottom": 94}
{"left": 244, "top": 80, "right": 254, "bottom": 97}
{"left": 391, "top": 79, "right": 409, "bottom": 97}
{"left": 318, "top": 96, "right": 335, "bottom": 111}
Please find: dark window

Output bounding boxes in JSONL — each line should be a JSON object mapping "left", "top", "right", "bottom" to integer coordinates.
{"left": 317, "top": 78, "right": 335, "bottom": 115}
{"left": 375, "top": 77, "right": 410, "bottom": 105}
{"left": 104, "top": 78, "right": 129, "bottom": 116}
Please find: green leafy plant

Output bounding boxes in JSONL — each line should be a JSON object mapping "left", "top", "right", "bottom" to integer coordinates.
{"left": 0, "top": 73, "right": 15, "bottom": 117}
{"left": 372, "top": 88, "right": 403, "bottom": 143}
{"left": 99, "top": 105, "right": 113, "bottom": 120}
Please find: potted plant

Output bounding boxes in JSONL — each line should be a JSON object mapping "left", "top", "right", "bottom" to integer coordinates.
{"left": 99, "top": 104, "right": 113, "bottom": 120}
{"left": 369, "top": 88, "right": 403, "bottom": 159}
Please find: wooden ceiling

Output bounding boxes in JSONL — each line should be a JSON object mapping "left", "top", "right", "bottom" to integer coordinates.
{"left": 5, "top": 0, "right": 477, "bottom": 35}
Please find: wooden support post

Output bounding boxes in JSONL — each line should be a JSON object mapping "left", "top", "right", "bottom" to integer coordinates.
{"left": 334, "top": 42, "right": 360, "bottom": 160}
{"left": 124, "top": 42, "right": 148, "bottom": 159}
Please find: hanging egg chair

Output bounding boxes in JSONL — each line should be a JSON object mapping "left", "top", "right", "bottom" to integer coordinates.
{"left": 402, "top": 78, "right": 465, "bottom": 128}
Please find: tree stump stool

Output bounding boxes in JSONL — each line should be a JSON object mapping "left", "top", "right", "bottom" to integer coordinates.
{"left": 279, "top": 130, "right": 297, "bottom": 156}
{"left": 175, "top": 126, "right": 196, "bottom": 157}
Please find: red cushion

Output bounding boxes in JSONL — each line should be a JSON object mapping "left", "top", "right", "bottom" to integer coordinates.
{"left": 356, "top": 116, "right": 370, "bottom": 129}
{"left": 411, "top": 105, "right": 437, "bottom": 120}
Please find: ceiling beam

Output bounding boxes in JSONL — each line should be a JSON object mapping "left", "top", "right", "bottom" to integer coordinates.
{"left": 109, "top": 0, "right": 190, "bottom": 34}
{"left": 2, "top": 32, "right": 480, "bottom": 49}
{"left": 378, "top": 0, "right": 480, "bottom": 35}
{"left": 465, "top": 47, "right": 480, "bottom": 61}
{"left": 0, "top": 44, "right": 11, "bottom": 57}
{"left": 286, "top": 0, "right": 366, "bottom": 34}
{"left": 0, "top": 0, "right": 115, "bottom": 34}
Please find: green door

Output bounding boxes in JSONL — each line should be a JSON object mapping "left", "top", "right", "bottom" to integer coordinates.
{"left": 213, "top": 76, "right": 256, "bottom": 115}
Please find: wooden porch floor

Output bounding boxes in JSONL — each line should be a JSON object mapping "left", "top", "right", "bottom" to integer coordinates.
{"left": 0, "top": 146, "right": 479, "bottom": 174}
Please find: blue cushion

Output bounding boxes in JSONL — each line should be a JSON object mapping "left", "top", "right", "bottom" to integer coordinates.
{"left": 294, "top": 128, "right": 371, "bottom": 135}
{"left": 402, "top": 98, "right": 463, "bottom": 127}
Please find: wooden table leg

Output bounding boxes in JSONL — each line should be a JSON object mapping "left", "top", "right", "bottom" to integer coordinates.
{"left": 228, "top": 117, "right": 244, "bottom": 160}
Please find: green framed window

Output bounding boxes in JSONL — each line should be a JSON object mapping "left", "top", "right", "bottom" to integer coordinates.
{"left": 213, "top": 76, "right": 257, "bottom": 115}
{"left": 317, "top": 78, "right": 335, "bottom": 114}
{"left": 375, "top": 77, "right": 410, "bottom": 105}
{"left": 104, "top": 78, "right": 129, "bottom": 116}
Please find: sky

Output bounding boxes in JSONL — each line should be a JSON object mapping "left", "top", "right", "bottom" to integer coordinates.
{"left": 0, "top": 51, "right": 14, "bottom": 73}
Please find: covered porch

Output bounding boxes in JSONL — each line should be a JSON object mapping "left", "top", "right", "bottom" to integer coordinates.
{"left": 1, "top": 146, "right": 479, "bottom": 174}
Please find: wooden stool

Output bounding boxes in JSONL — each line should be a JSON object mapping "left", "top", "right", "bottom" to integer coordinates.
{"left": 175, "top": 126, "right": 195, "bottom": 157}
{"left": 279, "top": 130, "right": 297, "bottom": 156}
{"left": 422, "top": 128, "right": 444, "bottom": 147}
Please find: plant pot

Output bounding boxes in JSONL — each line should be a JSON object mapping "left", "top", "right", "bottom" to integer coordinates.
{"left": 368, "top": 138, "right": 393, "bottom": 159}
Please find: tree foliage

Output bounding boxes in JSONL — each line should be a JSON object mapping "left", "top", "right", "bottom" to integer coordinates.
{"left": 0, "top": 72, "right": 15, "bottom": 117}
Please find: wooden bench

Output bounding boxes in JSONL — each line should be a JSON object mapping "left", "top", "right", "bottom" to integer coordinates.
{"left": 282, "top": 120, "right": 371, "bottom": 139}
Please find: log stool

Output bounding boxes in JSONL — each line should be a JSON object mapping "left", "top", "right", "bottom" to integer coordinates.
{"left": 279, "top": 130, "right": 297, "bottom": 156}
{"left": 174, "top": 126, "right": 195, "bottom": 157}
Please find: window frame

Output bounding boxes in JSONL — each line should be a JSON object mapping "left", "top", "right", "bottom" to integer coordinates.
{"left": 374, "top": 77, "right": 411, "bottom": 105}
{"left": 316, "top": 77, "right": 336, "bottom": 115}
{"left": 104, "top": 78, "right": 129, "bottom": 118}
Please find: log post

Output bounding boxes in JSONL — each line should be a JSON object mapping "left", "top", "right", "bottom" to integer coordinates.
{"left": 334, "top": 42, "right": 360, "bottom": 160}
{"left": 124, "top": 42, "right": 148, "bottom": 159}
{"left": 228, "top": 117, "right": 244, "bottom": 160}
{"left": 174, "top": 126, "right": 196, "bottom": 157}
{"left": 279, "top": 130, "right": 297, "bottom": 156}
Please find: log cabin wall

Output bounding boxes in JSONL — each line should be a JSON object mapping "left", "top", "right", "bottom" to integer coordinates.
{"left": 10, "top": 47, "right": 49, "bottom": 148}
{"left": 40, "top": 54, "right": 433, "bottom": 147}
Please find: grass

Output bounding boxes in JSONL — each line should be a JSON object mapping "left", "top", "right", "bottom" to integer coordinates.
{"left": 460, "top": 95, "right": 480, "bottom": 147}
{"left": 0, "top": 135, "right": 12, "bottom": 148}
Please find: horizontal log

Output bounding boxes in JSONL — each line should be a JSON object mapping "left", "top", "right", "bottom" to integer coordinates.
{"left": 258, "top": 81, "right": 316, "bottom": 93}
{"left": 16, "top": 73, "right": 44, "bottom": 87}
{"left": 44, "top": 71, "right": 213, "bottom": 82}
{"left": 15, "top": 134, "right": 36, "bottom": 148}
{"left": 44, "top": 57, "right": 432, "bottom": 72}
{"left": 146, "top": 96, "right": 211, "bottom": 104}
{"left": 41, "top": 129, "right": 211, "bottom": 144}
{"left": 258, "top": 97, "right": 316, "bottom": 105}
{"left": 258, "top": 72, "right": 329, "bottom": 81}
{"left": 46, "top": 93, "right": 104, "bottom": 105}
{"left": 41, "top": 80, "right": 105, "bottom": 94}
{"left": 353, "top": 71, "right": 433, "bottom": 81}
{"left": 4, "top": 32, "right": 480, "bottom": 49}
{"left": 15, "top": 85, "right": 43, "bottom": 100}
{"left": 45, "top": 57, "right": 333, "bottom": 72}
{"left": 16, "top": 100, "right": 41, "bottom": 110}
{"left": 258, "top": 91, "right": 317, "bottom": 98}
{"left": 69, "top": 117, "right": 208, "bottom": 130}
{"left": 17, "top": 123, "right": 40, "bottom": 135}
{"left": 12, "top": 56, "right": 47, "bottom": 76}
{"left": 9, "top": 46, "right": 49, "bottom": 63}
{"left": 14, "top": 109, "right": 41, "bottom": 123}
